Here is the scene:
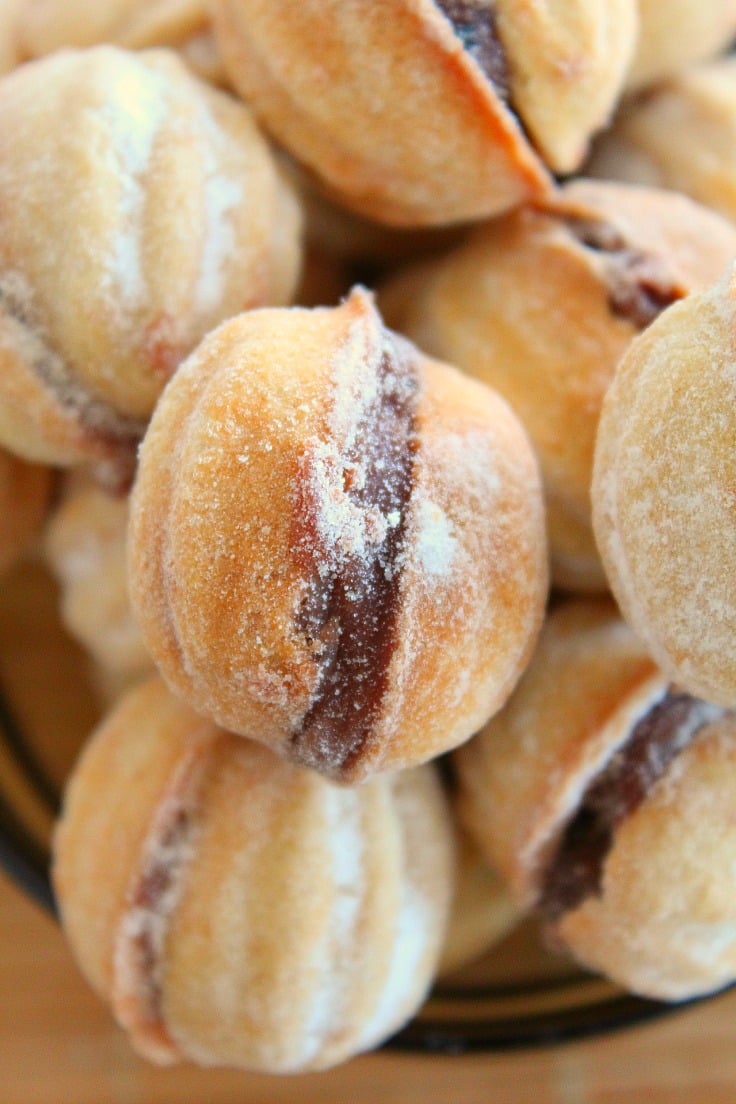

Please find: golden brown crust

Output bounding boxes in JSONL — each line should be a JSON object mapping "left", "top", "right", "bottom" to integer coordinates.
{"left": 128, "top": 289, "right": 547, "bottom": 781}
{"left": 291, "top": 160, "right": 469, "bottom": 267}
{"left": 53, "top": 677, "right": 455, "bottom": 1072}
{"left": 211, "top": 0, "right": 552, "bottom": 226}
{"left": 371, "top": 348, "right": 547, "bottom": 775}
{"left": 0, "top": 46, "right": 301, "bottom": 470}
{"left": 592, "top": 268, "right": 736, "bottom": 707}
{"left": 381, "top": 179, "right": 736, "bottom": 593}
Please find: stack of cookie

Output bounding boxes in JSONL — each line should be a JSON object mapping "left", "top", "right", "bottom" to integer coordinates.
{"left": 0, "top": 0, "right": 734, "bottom": 1074}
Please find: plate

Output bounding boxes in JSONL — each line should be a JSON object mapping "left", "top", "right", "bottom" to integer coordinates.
{"left": 0, "top": 559, "right": 687, "bottom": 1054}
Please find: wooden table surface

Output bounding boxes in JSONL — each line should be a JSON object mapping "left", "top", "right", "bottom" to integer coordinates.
{"left": 2, "top": 868, "right": 736, "bottom": 1104}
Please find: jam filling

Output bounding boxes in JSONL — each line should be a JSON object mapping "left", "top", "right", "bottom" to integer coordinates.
{"left": 540, "top": 691, "right": 724, "bottom": 921}
{"left": 435, "top": 0, "right": 511, "bottom": 100}
{"left": 0, "top": 279, "right": 144, "bottom": 491}
{"left": 564, "top": 215, "right": 684, "bottom": 330}
{"left": 123, "top": 803, "right": 195, "bottom": 1036}
{"left": 113, "top": 737, "right": 216, "bottom": 1063}
{"left": 291, "top": 348, "right": 419, "bottom": 775}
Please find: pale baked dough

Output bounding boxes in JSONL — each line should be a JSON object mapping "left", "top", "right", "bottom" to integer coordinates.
{"left": 438, "top": 829, "right": 522, "bottom": 978}
{"left": 593, "top": 267, "right": 736, "bottom": 708}
{"left": 590, "top": 58, "right": 736, "bottom": 227}
{"left": 0, "top": 0, "right": 22, "bottom": 75}
{"left": 381, "top": 179, "right": 736, "bottom": 592}
{"left": 43, "top": 480, "right": 154, "bottom": 693}
{"left": 20, "top": 0, "right": 206, "bottom": 53}
{"left": 491, "top": 0, "right": 637, "bottom": 170}
{"left": 627, "top": 0, "right": 736, "bottom": 91}
{"left": 0, "top": 46, "right": 301, "bottom": 482}
{"left": 19, "top": 1, "right": 229, "bottom": 86}
{"left": 455, "top": 599, "right": 736, "bottom": 999}
{"left": 53, "top": 677, "right": 455, "bottom": 1072}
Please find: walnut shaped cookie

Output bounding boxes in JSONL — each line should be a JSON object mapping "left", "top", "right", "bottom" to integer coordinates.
{"left": 54, "top": 677, "right": 455, "bottom": 1071}
{"left": 381, "top": 179, "right": 736, "bottom": 591}
{"left": 0, "top": 46, "right": 301, "bottom": 486}
{"left": 128, "top": 289, "right": 548, "bottom": 781}
{"left": 455, "top": 600, "right": 736, "bottom": 1000}
{"left": 212, "top": 0, "right": 637, "bottom": 225}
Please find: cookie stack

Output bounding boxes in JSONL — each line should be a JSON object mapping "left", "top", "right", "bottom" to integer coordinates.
{"left": 0, "top": 0, "right": 734, "bottom": 1074}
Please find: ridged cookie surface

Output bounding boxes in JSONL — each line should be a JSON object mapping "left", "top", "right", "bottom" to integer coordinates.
{"left": 129, "top": 290, "right": 548, "bottom": 781}
{"left": 53, "top": 677, "right": 455, "bottom": 1071}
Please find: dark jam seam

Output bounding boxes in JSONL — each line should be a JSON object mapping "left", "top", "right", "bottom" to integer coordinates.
{"left": 290, "top": 349, "right": 419, "bottom": 776}
{"left": 118, "top": 798, "right": 200, "bottom": 1054}
{"left": 434, "top": 0, "right": 511, "bottom": 101}
{"left": 563, "top": 215, "right": 684, "bottom": 330}
{"left": 126, "top": 806, "right": 192, "bottom": 1030}
{"left": 0, "top": 283, "right": 145, "bottom": 491}
{"left": 0, "top": 284, "right": 146, "bottom": 445}
{"left": 433, "top": 0, "right": 551, "bottom": 161}
{"left": 540, "top": 691, "right": 725, "bottom": 921}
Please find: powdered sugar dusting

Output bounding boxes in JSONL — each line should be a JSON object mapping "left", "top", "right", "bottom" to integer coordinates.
{"left": 112, "top": 737, "right": 210, "bottom": 1063}
{"left": 299, "top": 437, "right": 391, "bottom": 567}
{"left": 0, "top": 268, "right": 147, "bottom": 443}
{"left": 328, "top": 316, "right": 384, "bottom": 450}
{"left": 290, "top": 785, "right": 365, "bottom": 1068}
{"left": 594, "top": 283, "right": 736, "bottom": 704}
{"left": 289, "top": 292, "right": 420, "bottom": 775}
{"left": 193, "top": 102, "right": 245, "bottom": 312}
{"left": 195, "top": 172, "right": 244, "bottom": 310}
{"left": 413, "top": 496, "right": 457, "bottom": 577}
{"left": 94, "top": 59, "right": 169, "bottom": 304}
{"left": 358, "top": 875, "right": 432, "bottom": 1049}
